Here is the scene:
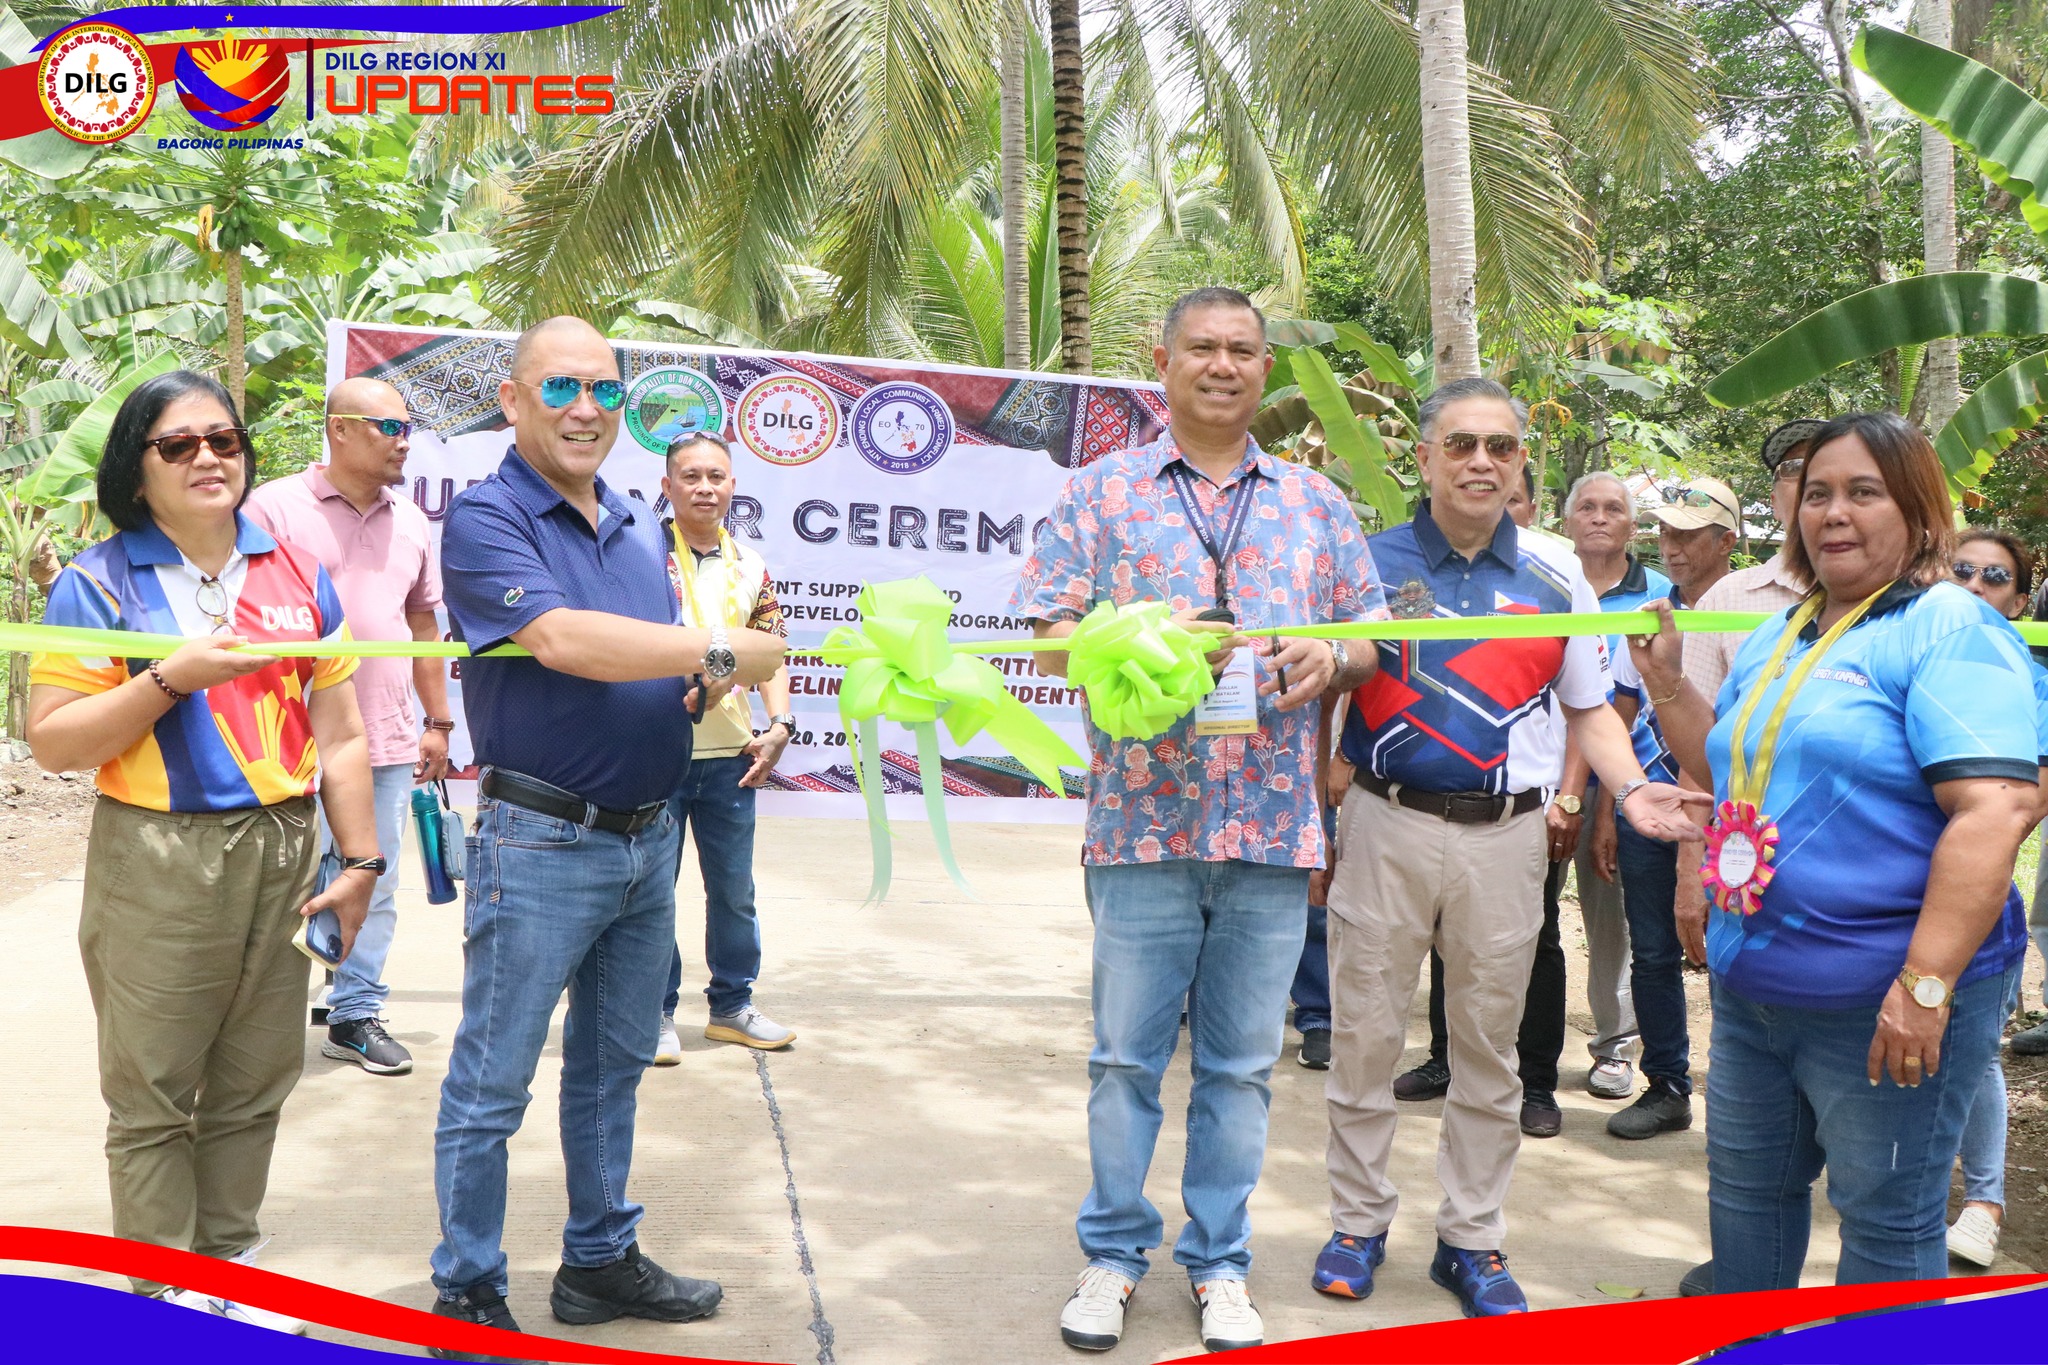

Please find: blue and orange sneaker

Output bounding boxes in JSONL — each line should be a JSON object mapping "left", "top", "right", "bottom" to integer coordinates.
{"left": 1311, "top": 1231, "right": 1387, "bottom": 1299}
{"left": 1428, "top": 1241, "right": 1527, "bottom": 1317}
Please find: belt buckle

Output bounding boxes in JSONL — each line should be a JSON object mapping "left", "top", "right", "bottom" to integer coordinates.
{"left": 1444, "top": 792, "right": 1498, "bottom": 824}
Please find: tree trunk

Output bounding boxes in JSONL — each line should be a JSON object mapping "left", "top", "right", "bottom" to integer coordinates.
{"left": 1819, "top": 0, "right": 1900, "bottom": 407}
{"left": 1910, "top": 0, "right": 1962, "bottom": 431}
{"left": 1046, "top": 0, "right": 1091, "bottom": 374}
{"left": 224, "top": 247, "right": 247, "bottom": 417}
{"left": 1000, "top": 0, "right": 1031, "bottom": 370}
{"left": 1415, "top": 0, "right": 1482, "bottom": 381}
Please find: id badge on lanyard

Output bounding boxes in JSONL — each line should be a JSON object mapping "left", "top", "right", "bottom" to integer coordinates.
{"left": 1172, "top": 463, "right": 1261, "bottom": 737}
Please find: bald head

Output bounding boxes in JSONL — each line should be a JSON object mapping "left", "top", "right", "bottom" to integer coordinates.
{"left": 327, "top": 375, "right": 407, "bottom": 418}
{"left": 511, "top": 316, "right": 616, "bottom": 385}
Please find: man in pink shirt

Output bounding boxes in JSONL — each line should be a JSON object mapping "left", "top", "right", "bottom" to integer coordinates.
{"left": 246, "top": 376, "right": 450, "bottom": 1076}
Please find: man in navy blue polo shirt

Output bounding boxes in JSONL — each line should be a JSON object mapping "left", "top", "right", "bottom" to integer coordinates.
{"left": 427, "top": 317, "right": 784, "bottom": 1355}
{"left": 1310, "top": 377, "right": 1704, "bottom": 1319}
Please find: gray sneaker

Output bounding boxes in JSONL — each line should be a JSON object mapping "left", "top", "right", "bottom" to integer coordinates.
{"left": 2011, "top": 1018, "right": 2048, "bottom": 1056}
{"left": 705, "top": 1005, "right": 795, "bottom": 1050}
{"left": 1587, "top": 1057, "right": 1635, "bottom": 1099}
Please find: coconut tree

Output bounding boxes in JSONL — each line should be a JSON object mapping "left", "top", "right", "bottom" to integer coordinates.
{"left": 1911, "top": 0, "right": 1961, "bottom": 430}
{"left": 1707, "top": 24, "right": 2048, "bottom": 490}
{"left": 1416, "top": 0, "right": 1481, "bottom": 379}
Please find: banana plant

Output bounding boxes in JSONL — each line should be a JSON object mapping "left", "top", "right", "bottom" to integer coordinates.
{"left": 1705, "top": 25, "right": 2048, "bottom": 489}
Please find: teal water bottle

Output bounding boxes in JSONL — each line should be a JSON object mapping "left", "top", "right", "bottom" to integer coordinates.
{"left": 411, "top": 786, "right": 459, "bottom": 904}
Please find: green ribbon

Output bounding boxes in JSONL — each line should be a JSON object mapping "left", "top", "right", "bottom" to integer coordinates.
{"left": 1060, "top": 600, "right": 1220, "bottom": 740}
{"left": 817, "top": 576, "right": 1083, "bottom": 903}
{"left": 0, "top": 622, "right": 527, "bottom": 658}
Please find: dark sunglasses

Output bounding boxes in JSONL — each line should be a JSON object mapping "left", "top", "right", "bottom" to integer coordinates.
{"left": 1953, "top": 561, "right": 2015, "bottom": 587}
{"left": 144, "top": 427, "right": 247, "bottom": 464}
{"left": 1437, "top": 430, "right": 1521, "bottom": 458}
{"left": 333, "top": 414, "right": 414, "bottom": 439}
{"left": 519, "top": 375, "right": 627, "bottom": 411}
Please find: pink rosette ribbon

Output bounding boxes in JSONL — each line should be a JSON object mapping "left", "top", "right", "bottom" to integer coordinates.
{"left": 1699, "top": 799, "right": 1779, "bottom": 916}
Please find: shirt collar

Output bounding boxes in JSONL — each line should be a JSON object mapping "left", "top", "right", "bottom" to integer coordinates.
{"left": 661, "top": 515, "right": 722, "bottom": 558}
{"left": 1411, "top": 498, "right": 1518, "bottom": 571}
{"left": 500, "top": 445, "right": 637, "bottom": 530}
{"left": 123, "top": 512, "right": 274, "bottom": 566}
{"left": 1604, "top": 553, "right": 1650, "bottom": 600}
{"left": 308, "top": 464, "right": 391, "bottom": 509}
{"left": 1147, "top": 432, "right": 1276, "bottom": 486}
{"left": 1794, "top": 577, "right": 1930, "bottom": 641}
{"left": 1762, "top": 552, "right": 1804, "bottom": 593}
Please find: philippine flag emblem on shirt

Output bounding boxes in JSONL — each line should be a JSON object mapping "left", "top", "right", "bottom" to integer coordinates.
{"left": 1493, "top": 590, "right": 1541, "bottom": 615}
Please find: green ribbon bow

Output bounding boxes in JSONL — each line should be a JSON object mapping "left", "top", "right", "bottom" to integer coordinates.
{"left": 817, "top": 576, "right": 1082, "bottom": 903}
{"left": 1062, "top": 601, "right": 1220, "bottom": 741}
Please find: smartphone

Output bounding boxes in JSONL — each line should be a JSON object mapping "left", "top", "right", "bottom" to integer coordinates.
{"left": 293, "top": 908, "right": 345, "bottom": 966}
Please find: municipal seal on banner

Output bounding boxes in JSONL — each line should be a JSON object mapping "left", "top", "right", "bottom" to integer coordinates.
{"left": 38, "top": 23, "right": 156, "bottom": 144}
{"left": 624, "top": 366, "right": 725, "bottom": 454}
{"left": 851, "top": 381, "right": 954, "bottom": 475}
{"left": 736, "top": 374, "right": 839, "bottom": 467}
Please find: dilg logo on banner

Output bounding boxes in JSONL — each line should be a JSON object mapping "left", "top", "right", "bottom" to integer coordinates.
{"left": 175, "top": 36, "right": 290, "bottom": 132}
{"left": 624, "top": 367, "right": 726, "bottom": 454}
{"left": 37, "top": 22, "right": 155, "bottom": 144}
{"left": 736, "top": 375, "right": 839, "bottom": 467}
{"left": 851, "top": 381, "right": 953, "bottom": 476}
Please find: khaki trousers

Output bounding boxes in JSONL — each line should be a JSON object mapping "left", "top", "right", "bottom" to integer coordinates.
{"left": 78, "top": 795, "right": 317, "bottom": 1293}
{"left": 1324, "top": 787, "right": 1547, "bottom": 1250}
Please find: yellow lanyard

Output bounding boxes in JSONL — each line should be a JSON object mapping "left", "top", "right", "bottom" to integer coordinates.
{"left": 1725, "top": 582, "right": 1891, "bottom": 809}
{"left": 670, "top": 523, "right": 743, "bottom": 630}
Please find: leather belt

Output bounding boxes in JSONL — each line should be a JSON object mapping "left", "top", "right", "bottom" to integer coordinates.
{"left": 480, "top": 768, "right": 667, "bottom": 835}
{"left": 1353, "top": 769, "right": 1544, "bottom": 825}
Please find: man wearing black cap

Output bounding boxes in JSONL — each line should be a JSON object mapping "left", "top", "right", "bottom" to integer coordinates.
{"left": 1670, "top": 417, "right": 1817, "bottom": 1299}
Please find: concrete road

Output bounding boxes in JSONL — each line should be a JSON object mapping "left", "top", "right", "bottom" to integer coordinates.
{"left": 1, "top": 813, "right": 2000, "bottom": 1363}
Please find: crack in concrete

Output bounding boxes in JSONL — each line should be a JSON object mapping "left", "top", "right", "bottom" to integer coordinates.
{"left": 755, "top": 1050, "right": 835, "bottom": 1364}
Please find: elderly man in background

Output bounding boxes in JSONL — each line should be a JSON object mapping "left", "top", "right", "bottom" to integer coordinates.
{"left": 246, "top": 377, "right": 451, "bottom": 1077}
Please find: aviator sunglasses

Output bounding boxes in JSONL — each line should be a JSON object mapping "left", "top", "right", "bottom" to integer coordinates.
{"left": 1658, "top": 483, "right": 1741, "bottom": 524}
{"left": 143, "top": 427, "right": 247, "bottom": 464}
{"left": 1953, "top": 560, "right": 2015, "bottom": 588}
{"left": 1436, "top": 431, "right": 1521, "bottom": 458}
{"left": 333, "top": 414, "right": 414, "bottom": 439}
{"left": 517, "top": 375, "right": 627, "bottom": 411}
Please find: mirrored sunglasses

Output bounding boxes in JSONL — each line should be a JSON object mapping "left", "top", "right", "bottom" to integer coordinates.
{"left": 1659, "top": 484, "right": 1739, "bottom": 523}
{"left": 144, "top": 428, "right": 247, "bottom": 464}
{"left": 524, "top": 375, "right": 627, "bottom": 411}
{"left": 1438, "top": 431, "right": 1520, "bottom": 458}
{"left": 333, "top": 414, "right": 414, "bottom": 439}
{"left": 1953, "top": 561, "right": 2015, "bottom": 587}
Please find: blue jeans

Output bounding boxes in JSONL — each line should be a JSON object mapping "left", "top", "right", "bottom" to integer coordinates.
{"left": 1291, "top": 901, "right": 1330, "bottom": 1034}
{"left": 1707, "top": 965, "right": 2016, "bottom": 1290}
{"left": 660, "top": 755, "right": 761, "bottom": 1019}
{"left": 316, "top": 762, "right": 413, "bottom": 1024}
{"left": 1957, "top": 967, "right": 2025, "bottom": 1207}
{"left": 1080, "top": 858, "right": 1308, "bottom": 1285}
{"left": 1616, "top": 818, "right": 1690, "bottom": 1094}
{"left": 430, "top": 797, "right": 680, "bottom": 1296}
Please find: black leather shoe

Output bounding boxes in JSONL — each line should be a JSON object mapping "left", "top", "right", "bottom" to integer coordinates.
{"left": 551, "top": 1243, "right": 722, "bottom": 1325}
{"left": 1299, "top": 1028, "right": 1332, "bottom": 1069}
{"left": 1679, "top": 1260, "right": 1714, "bottom": 1297}
{"left": 1607, "top": 1083, "right": 1693, "bottom": 1140}
{"left": 1394, "top": 1057, "right": 1451, "bottom": 1101}
{"left": 429, "top": 1285, "right": 529, "bottom": 1363}
{"left": 1519, "top": 1089, "right": 1562, "bottom": 1138}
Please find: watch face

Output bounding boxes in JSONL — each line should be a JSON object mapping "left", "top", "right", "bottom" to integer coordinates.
{"left": 706, "top": 646, "right": 739, "bottom": 679}
{"left": 1913, "top": 977, "right": 1947, "bottom": 1008}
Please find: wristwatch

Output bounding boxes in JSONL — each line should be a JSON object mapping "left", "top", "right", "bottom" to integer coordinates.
{"left": 340, "top": 855, "right": 388, "bottom": 877}
{"left": 1611, "top": 778, "right": 1649, "bottom": 813}
{"left": 768, "top": 713, "right": 797, "bottom": 733}
{"left": 1554, "top": 793, "right": 1583, "bottom": 816}
{"left": 423, "top": 717, "right": 455, "bottom": 733}
{"left": 704, "top": 624, "right": 739, "bottom": 681}
{"left": 1899, "top": 966, "right": 1954, "bottom": 1010}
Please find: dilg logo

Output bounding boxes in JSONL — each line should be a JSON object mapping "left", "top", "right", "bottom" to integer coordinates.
{"left": 175, "top": 36, "right": 290, "bottom": 132}
{"left": 259, "top": 604, "right": 315, "bottom": 633}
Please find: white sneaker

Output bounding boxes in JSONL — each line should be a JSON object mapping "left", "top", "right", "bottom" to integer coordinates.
{"left": 706, "top": 1005, "right": 795, "bottom": 1050}
{"left": 1190, "top": 1278, "right": 1262, "bottom": 1352}
{"left": 1196, "top": 1285, "right": 1253, "bottom": 1358}
{"left": 654, "top": 1015, "right": 684, "bottom": 1066}
{"left": 1949, "top": 1205, "right": 2002, "bottom": 1267}
{"left": 156, "top": 1287, "right": 214, "bottom": 1314}
{"left": 1059, "top": 1265, "right": 1135, "bottom": 1351}
{"left": 210, "top": 1296, "right": 308, "bottom": 1335}
{"left": 1588, "top": 1057, "right": 1636, "bottom": 1099}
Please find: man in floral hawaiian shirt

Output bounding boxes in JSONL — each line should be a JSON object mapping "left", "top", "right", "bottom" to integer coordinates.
{"left": 1013, "top": 287, "right": 1386, "bottom": 1355}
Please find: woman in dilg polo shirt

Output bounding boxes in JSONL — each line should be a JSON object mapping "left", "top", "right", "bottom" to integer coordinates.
{"left": 1940, "top": 525, "right": 2048, "bottom": 1268}
{"left": 25, "top": 372, "right": 378, "bottom": 1329}
{"left": 1627, "top": 412, "right": 2039, "bottom": 1290}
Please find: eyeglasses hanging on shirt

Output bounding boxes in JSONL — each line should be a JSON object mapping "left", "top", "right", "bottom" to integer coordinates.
{"left": 195, "top": 575, "right": 233, "bottom": 635}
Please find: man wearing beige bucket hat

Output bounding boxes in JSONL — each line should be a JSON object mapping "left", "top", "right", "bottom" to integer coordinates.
{"left": 1596, "top": 474, "right": 1740, "bottom": 1141}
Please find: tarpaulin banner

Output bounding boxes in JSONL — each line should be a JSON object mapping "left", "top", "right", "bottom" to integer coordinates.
{"left": 327, "top": 321, "right": 1174, "bottom": 823}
